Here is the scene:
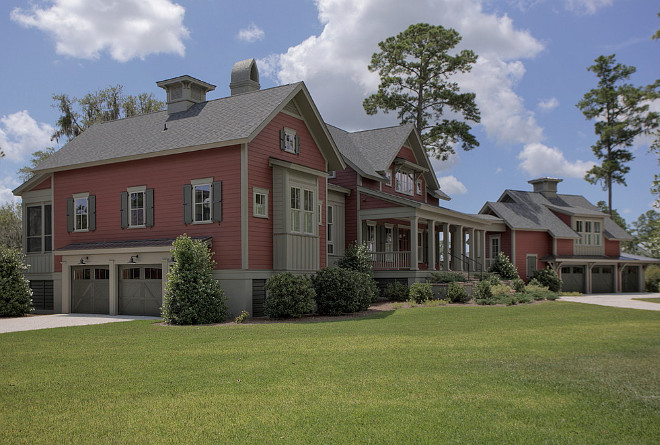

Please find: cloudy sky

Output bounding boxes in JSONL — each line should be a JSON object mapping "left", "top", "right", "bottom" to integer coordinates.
{"left": 1, "top": 0, "right": 658, "bottom": 223}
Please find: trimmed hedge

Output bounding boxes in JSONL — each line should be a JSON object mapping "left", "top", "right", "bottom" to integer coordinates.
{"left": 264, "top": 272, "right": 315, "bottom": 319}
{"left": 312, "top": 267, "right": 377, "bottom": 315}
{"left": 383, "top": 281, "right": 409, "bottom": 302}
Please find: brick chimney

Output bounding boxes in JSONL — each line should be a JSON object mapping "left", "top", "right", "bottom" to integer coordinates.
{"left": 156, "top": 75, "right": 216, "bottom": 115}
{"left": 528, "top": 177, "right": 563, "bottom": 198}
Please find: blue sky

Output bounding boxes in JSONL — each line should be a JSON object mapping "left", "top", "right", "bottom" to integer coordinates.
{"left": 1, "top": 0, "right": 658, "bottom": 225}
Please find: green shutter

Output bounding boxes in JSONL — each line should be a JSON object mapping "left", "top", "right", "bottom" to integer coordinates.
{"left": 212, "top": 181, "right": 222, "bottom": 222}
{"left": 88, "top": 195, "right": 96, "bottom": 231}
{"left": 66, "top": 198, "right": 74, "bottom": 233}
{"left": 183, "top": 185, "right": 192, "bottom": 224}
{"left": 146, "top": 189, "right": 154, "bottom": 227}
{"left": 120, "top": 191, "right": 128, "bottom": 229}
{"left": 294, "top": 135, "right": 300, "bottom": 154}
{"left": 279, "top": 130, "right": 286, "bottom": 150}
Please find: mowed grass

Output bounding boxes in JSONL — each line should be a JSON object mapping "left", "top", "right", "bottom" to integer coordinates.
{"left": 1, "top": 302, "right": 658, "bottom": 444}
{"left": 634, "top": 297, "right": 660, "bottom": 304}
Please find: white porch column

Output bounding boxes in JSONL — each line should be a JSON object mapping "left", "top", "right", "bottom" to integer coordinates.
{"left": 467, "top": 228, "right": 474, "bottom": 259}
{"left": 443, "top": 224, "right": 450, "bottom": 270}
{"left": 428, "top": 220, "right": 436, "bottom": 271}
{"left": 108, "top": 259, "right": 118, "bottom": 315}
{"left": 61, "top": 260, "right": 71, "bottom": 313}
{"left": 454, "top": 225, "right": 463, "bottom": 271}
{"left": 410, "top": 216, "right": 419, "bottom": 271}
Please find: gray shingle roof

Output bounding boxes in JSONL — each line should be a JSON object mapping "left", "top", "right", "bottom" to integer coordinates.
{"left": 484, "top": 201, "right": 579, "bottom": 238}
{"left": 36, "top": 83, "right": 301, "bottom": 172}
{"left": 326, "top": 125, "right": 381, "bottom": 180}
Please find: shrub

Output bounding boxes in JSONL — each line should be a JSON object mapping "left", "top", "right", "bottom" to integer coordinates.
{"left": 312, "top": 267, "right": 377, "bottom": 315}
{"left": 234, "top": 310, "right": 250, "bottom": 323}
{"left": 161, "top": 235, "right": 229, "bottom": 325}
{"left": 0, "top": 246, "right": 32, "bottom": 317}
{"left": 474, "top": 280, "right": 492, "bottom": 300}
{"left": 488, "top": 252, "right": 519, "bottom": 280}
{"left": 491, "top": 284, "right": 514, "bottom": 299}
{"left": 264, "top": 272, "right": 315, "bottom": 319}
{"left": 645, "top": 265, "right": 660, "bottom": 292}
{"left": 409, "top": 282, "right": 433, "bottom": 304}
{"left": 446, "top": 282, "right": 470, "bottom": 304}
{"left": 486, "top": 273, "right": 502, "bottom": 285}
{"left": 383, "top": 281, "right": 409, "bottom": 302}
{"left": 337, "top": 242, "right": 373, "bottom": 276}
{"left": 429, "top": 271, "right": 467, "bottom": 283}
{"left": 525, "top": 283, "right": 558, "bottom": 301}
{"left": 512, "top": 278, "right": 526, "bottom": 293}
{"left": 531, "top": 267, "right": 562, "bottom": 292}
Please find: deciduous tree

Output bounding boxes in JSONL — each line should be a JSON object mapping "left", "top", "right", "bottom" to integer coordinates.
{"left": 363, "top": 23, "right": 480, "bottom": 160}
{"left": 0, "top": 203, "right": 22, "bottom": 250}
{"left": 17, "top": 147, "right": 56, "bottom": 182}
{"left": 577, "top": 54, "right": 659, "bottom": 214}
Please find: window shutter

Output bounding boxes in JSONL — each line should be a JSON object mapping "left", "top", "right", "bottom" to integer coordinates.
{"left": 212, "top": 181, "right": 222, "bottom": 222}
{"left": 120, "top": 191, "right": 128, "bottom": 229}
{"left": 88, "top": 195, "right": 96, "bottom": 231}
{"left": 183, "top": 185, "right": 192, "bottom": 224}
{"left": 146, "top": 189, "right": 154, "bottom": 227}
{"left": 279, "top": 130, "right": 286, "bottom": 150}
{"left": 66, "top": 198, "right": 74, "bottom": 233}
{"left": 294, "top": 135, "right": 300, "bottom": 154}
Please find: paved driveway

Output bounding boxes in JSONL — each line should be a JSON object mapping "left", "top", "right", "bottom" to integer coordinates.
{"left": 0, "top": 314, "right": 160, "bottom": 334}
{"left": 559, "top": 293, "right": 660, "bottom": 311}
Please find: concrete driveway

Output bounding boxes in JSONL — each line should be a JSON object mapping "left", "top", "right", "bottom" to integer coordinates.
{"left": 559, "top": 293, "right": 660, "bottom": 311}
{"left": 0, "top": 313, "right": 161, "bottom": 334}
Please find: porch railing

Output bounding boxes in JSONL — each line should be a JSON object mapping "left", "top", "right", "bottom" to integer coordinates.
{"left": 369, "top": 251, "right": 411, "bottom": 270}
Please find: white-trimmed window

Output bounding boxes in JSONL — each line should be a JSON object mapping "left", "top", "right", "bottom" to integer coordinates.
{"left": 395, "top": 170, "right": 414, "bottom": 195}
{"left": 128, "top": 186, "right": 146, "bottom": 227}
{"left": 385, "top": 170, "right": 392, "bottom": 187}
{"left": 318, "top": 201, "right": 323, "bottom": 226}
{"left": 253, "top": 188, "right": 269, "bottom": 218}
{"left": 490, "top": 235, "right": 500, "bottom": 258}
{"left": 192, "top": 179, "right": 212, "bottom": 223}
{"left": 26, "top": 204, "right": 52, "bottom": 253}
{"left": 365, "top": 222, "right": 376, "bottom": 252}
{"left": 384, "top": 225, "right": 394, "bottom": 252}
{"left": 575, "top": 219, "right": 602, "bottom": 246}
{"left": 280, "top": 127, "right": 299, "bottom": 154}
{"left": 290, "top": 186, "right": 314, "bottom": 234}
{"left": 327, "top": 205, "right": 334, "bottom": 254}
{"left": 526, "top": 254, "right": 538, "bottom": 278}
{"left": 73, "top": 193, "right": 89, "bottom": 231}
{"left": 416, "top": 178, "right": 423, "bottom": 195}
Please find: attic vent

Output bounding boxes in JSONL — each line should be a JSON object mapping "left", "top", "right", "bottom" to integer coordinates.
{"left": 283, "top": 100, "right": 301, "bottom": 116}
{"left": 230, "top": 58, "right": 260, "bottom": 95}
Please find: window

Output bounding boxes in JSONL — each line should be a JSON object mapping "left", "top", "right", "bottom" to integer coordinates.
{"left": 290, "top": 186, "right": 314, "bottom": 234}
{"left": 74, "top": 268, "right": 91, "bottom": 280}
{"left": 95, "top": 268, "right": 110, "bottom": 280}
{"left": 128, "top": 187, "right": 145, "bottom": 227}
{"left": 490, "top": 236, "right": 500, "bottom": 258}
{"left": 253, "top": 188, "right": 269, "bottom": 218}
{"left": 26, "top": 204, "right": 52, "bottom": 254}
{"left": 194, "top": 183, "right": 211, "bottom": 222}
{"left": 418, "top": 231, "right": 424, "bottom": 262}
{"left": 526, "top": 255, "right": 538, "bottom": 278}
{"left": 280, "top": 127, "right": 299, "bottom": 154}
{"left": 385, "top": 170, "right": 392, "bottom": 187}
{"left": 384, "top": 226, "right": 393, "bottom": 252}
{"left": 365, "top": 223, "right": 376, "bottom": 252}
{"left": 328, "top": 170, "right": 336, "bottom": 179}
{"left": 122, "top": 268, "right": 140, "bottom": 280}
{"left": 74, "top": 194, "right": 89, "bottom": 231}
{"left": 395, "top": 170, "right": 414, "bottom": 195}
{"left": 416, "top": 179, "right": 423, "bottom": 195}
{"left": 145, "top": 267, "right": 162, "bottom": 280}
{"left": 575, "top": 219, "right": 602, "bottom": 246}
{"left": 327, "top": 205, "right": 334, "bottom": 254}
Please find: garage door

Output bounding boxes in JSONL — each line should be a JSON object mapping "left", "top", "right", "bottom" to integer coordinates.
{"left": 561, "top": 266, "right": 585, "bottom": 293}
{"left": 591, "top": 266, "right": 614, "bottom": 293}
{"left": 71, "top": 266, "right": 110, "bottom": 314}
{"left": 622, "top": 266, "right": 640, "bottom": 292}
{"left": 119, "top": 265, "right": 163, "bottom": 316}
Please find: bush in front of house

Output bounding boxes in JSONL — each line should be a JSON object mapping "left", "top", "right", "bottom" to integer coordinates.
{"left": 512, "top": 278, "right": 526, "bottom": 293}
{"left": 409, "top": 282, "right": 433, "bottom": 304}
{"left": 474, "top": 280, "right": 496, "bottom": 305}
{"left": 488, "top": 252, "right": 519, "bottom": 280}
{"left": 446, "top": 282, "right": 471, "bottom": 304}
{"left": 383, "top": 281, "right": 409, "bottom": 302}
{"left": 337, "top": 242, "right": 373, "bottom": 276}
{"left": 429, "top": 271, "right": 467, "bottom": 283}
{"left": 644, "top": 265, "right": 660, "bottom": 292}
{"left": 531, "top": 267, "right": 562, "bottom": 292}
{"left": 525, "top": 283, "right": 559, "bottom": 301}
{"left": 0, "top": 246, "right": 32, "bottom": 317}
{"left": 264, "top": 272, "right": 315, "bottom": 319}
{"left": 161, "top": 235, "right": 229, "bottom": 325}
{"left": 312, "top": 267, "right": 377, "bottom": 315}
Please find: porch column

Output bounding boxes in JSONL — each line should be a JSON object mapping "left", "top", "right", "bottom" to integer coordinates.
{"left": 61, "top": 260, "right": 71, "bottom": 313}
{"left": 639, "top": 265, "right": 645, "bottom": 292}
{"left": 410, "top": 216, "right": 419, "bottom": 271}
{"left": 109, "top": 259, "right": 118, "bottom": 316}
{"left": 428, "top": 220, "right": 436, "bottom": 271}
{"left": 454, "top": 225, "right": 463, "bottom": 271}
{"left": 467, "top": 228, "right": 474, "bottom": 259}
{"left": 443, "top": 224, "right": 450, "bottom": 270}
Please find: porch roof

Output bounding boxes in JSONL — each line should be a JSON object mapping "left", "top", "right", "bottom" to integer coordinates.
{"left": 56, "top": 237, "right": 211, "bottom": 255}
{"left": 541, "top": 254, "right": 660, "bottom": 264}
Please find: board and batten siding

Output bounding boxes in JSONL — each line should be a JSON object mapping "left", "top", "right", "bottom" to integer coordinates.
{"left": 52, "top": 146, "right": 242, "bottom": 272}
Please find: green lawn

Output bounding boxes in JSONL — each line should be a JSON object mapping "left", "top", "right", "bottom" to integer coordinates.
{"left": 1, "top": 302, "right": 658, "bottom": 444}
{"left": 633, "top": 297, "right": 660, "bottom": 304}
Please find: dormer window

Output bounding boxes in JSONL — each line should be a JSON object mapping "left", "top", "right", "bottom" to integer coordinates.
{"left": 280, "top": 128, "right": 300, "bottom": 154}
{"left": 395, "top": 170, "right": 414, "bottom": 196}
{"left": 575, "top": 219, "right": 601, "bottom": 246}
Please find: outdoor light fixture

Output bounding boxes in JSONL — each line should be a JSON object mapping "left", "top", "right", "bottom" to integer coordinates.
{"left": 78, "top": 257, "right": 88, "bottom": 265}
{"left": 128, "top": 254, "right": 139, "bottom": 264}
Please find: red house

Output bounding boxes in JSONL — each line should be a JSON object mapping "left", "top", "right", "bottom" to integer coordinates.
{"left": 480, "top": 177, "right": 655, "bottom": 293}
{"left": 15, "top": 59, "right": 345, "bottom": 317}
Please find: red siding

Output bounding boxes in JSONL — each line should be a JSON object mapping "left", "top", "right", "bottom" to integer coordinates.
{"left": 605, "top": 239, "right": 620, "bottom": 257}
{"left": 330, "top": 168, "right": 358, "bottom": 248}
{"left": 396, "top": 146, "right": 417, "bottom": 163}
{"left": 362, "top": 177, "right": 380, "bottom": 191}
{"left": 515, "top": 230, "right": 553, "bottom": 278}
{"left": 53, "top": 146, "right": 242, "bottom": 270}
{"left": 556, "top": 239, "right": 573, "bottom": 256}
{"left": 32, "top": 177, "right": 52, "bottom": 191}
{"left": 360, "top": 195, "right": 401, "bottom": 210}
{"left": 552, "top": 211, "right": 571, "bottom": 226}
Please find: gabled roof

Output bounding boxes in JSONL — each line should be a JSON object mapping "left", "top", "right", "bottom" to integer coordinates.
{"left": 480, "top": 189, "right": 632, "bottom": 240}
{"left": 33, "top": 82, "right": 344, "bottom": 174}
{"left": 326, "top": 123, "right": 443, "bottom": 195}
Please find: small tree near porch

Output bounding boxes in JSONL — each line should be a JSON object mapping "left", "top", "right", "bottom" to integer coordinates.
{"left": 488, "top": 252, "right": 519, "bottom": 280}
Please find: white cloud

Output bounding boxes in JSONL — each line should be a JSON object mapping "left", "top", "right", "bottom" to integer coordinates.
{"left": 237, "top": 23, "right": 265, "bottom": 43}
{"left": 518, "top": 142, "right": 595, "bottom": 178}
{"left": 10, "top": 0, "right": 188, "bottom": 62}
{"left": 0, "top": 111, "right": 55, "bottom": 162}
{"left": 538, "top": 97, "right": 559, "bottom": 111}
{"left": 564, "top": 0, "right": 613, "bottom": 14}
{"left": 438, "top": 175, "right": 468, "bottom": 195}
{"left": 261, "top": 0, "right": 545, "bottom": 137}
{"left": 0, "top": 176, "right": 21, "bottom": 204}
